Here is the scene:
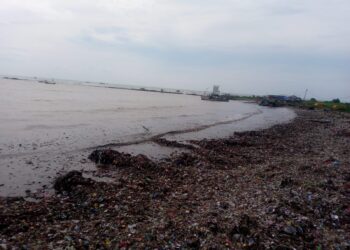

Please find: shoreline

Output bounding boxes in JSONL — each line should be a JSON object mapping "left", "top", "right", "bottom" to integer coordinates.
{"left": 90, "top": 109, "right": 265, "bottom": 150}
{"left": 0, "top": 105, "right": 295, "bottom": 197}
{"left": 1, "top": 109, "right": 349, "bottom": 248}
{"left": 0, "top": 79, "right": 295, "bottom": 197}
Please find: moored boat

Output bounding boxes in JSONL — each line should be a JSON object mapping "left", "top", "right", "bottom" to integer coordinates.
{"left": 200, "top": 85, "right": 229, "bottom": 102}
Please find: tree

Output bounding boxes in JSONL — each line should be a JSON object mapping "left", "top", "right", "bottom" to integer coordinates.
{"left": 332, "top": 98, "right": 340, "bottom": 103}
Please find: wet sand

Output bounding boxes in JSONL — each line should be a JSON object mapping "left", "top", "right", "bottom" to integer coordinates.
{"left": 0, "top": 78, "right": 295, "bottom": 196}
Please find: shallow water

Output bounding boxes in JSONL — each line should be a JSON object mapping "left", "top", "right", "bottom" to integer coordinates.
{"left": 0, "top": 78, "right": 295, "bottom": 196}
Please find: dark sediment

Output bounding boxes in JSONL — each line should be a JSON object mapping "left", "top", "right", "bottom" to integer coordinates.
{"left": 0, "top": 110, "right": 349, "bottom": 249}
{"left": 153, "top": 138, "right": 196, "bottom": 150}
{"left": 53, "top": 171, "right": 95, "bottom": 194}
{"left": 88, "top": 149, "right": 156, "bottom": 169}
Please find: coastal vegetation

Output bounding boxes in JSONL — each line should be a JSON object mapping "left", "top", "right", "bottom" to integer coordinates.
{"left": 228, "top": 94, "right": 350, "bottom": 113}
{"left": 303, "top": 99, "right": 350, "bottom": 112}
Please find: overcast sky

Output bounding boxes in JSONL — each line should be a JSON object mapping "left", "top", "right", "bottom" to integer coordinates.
{"left": 0, "top": 0, "right": 349, "bottom": 100}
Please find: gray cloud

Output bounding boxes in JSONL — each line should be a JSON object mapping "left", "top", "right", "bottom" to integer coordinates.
{"left": 0, "top": 0, "right": 349, "bottom": 101}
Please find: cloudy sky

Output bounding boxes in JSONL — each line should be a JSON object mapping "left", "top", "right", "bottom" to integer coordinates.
{"left": 0, "top": 0, "right": 349, "bottom": 100}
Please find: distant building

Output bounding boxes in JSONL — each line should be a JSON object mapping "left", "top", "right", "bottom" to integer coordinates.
{"left": 201, "top": 85, "right": 229, "bottom": 102}
{"left": 213, "top": 85, "right": 220, "bottom": 95}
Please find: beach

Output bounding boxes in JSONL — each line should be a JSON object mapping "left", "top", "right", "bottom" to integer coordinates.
{"left": 1, "top": 0, "right": 349, "bottom": 248}
{"left": 1, "top": 78, "right": 349, "bottom": 249}
{"left": 0, "top": 109, "right": 349, "bottom": 249}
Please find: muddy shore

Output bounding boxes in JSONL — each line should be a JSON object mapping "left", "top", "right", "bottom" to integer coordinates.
{"left": 0, "top": 79, "right": 295, "bottom": 197}
{"left": 1, "top": 109, "right": 349, "bottom": 249}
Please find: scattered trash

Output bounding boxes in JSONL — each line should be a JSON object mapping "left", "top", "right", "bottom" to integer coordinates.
{"left": 324, "top": 157, "right": 341, "bottom": 167}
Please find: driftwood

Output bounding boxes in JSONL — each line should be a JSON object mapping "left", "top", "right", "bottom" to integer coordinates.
{"left": 307, "top": 119, "right": 332, "bottom": 124}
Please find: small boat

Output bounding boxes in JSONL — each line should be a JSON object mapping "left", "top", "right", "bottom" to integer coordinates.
{"left": 39, "top": 80, "right": 56, "bottom": 84}
{"left": 201, "top": 85, "right": 229, "bottom": 102}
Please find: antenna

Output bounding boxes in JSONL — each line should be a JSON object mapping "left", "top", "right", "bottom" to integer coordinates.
{"left": 303, "top": 89, "right": 308, "bottom": 101}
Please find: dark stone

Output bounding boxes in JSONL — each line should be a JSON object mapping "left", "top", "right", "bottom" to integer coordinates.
{"left": 53, "top": 171, "right": 94, "bottom": 193}
{"left": 282, "top": 226, "right": 297, "bottom": 236}
{"left": 186, "top": 237, "right": 200, "bottom": 249}
{"left": 89, "top": 149, "right": 155, "bottom": 169}
{"left": 280, "top": 177, "right": 294, "bottom": 188}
